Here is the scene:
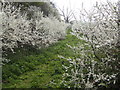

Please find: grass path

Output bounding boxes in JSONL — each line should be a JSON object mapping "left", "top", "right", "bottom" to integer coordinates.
{"left": 3, "top": 32, "right": 83, "bottom": 88}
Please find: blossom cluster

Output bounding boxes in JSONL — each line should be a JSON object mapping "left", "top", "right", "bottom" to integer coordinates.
{"left": 1, "top": 2, "right": 68, "bottom": 51}
{"left": 72, "top": 2, "right": 118, "bottom": 48}
{"left": 59, "top": 1, "right": 119, "bottom": 88}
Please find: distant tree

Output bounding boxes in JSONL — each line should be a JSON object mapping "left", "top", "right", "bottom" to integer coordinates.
{"left": 5, "top": 1, "right": 60, "bottom": 20}
{"left": 59, "top": 7, "right": 74, "bottom": 23}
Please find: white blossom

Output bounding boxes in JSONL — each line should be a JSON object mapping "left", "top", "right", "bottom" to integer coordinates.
{"left": 1, "top": 2, "right": 68, "bottom": 51}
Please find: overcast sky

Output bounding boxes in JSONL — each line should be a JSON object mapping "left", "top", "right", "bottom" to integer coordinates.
{"left": 51, "top": 0, "right": 118, "bottom": 10}
{"left": 50, "top": 0, "right": 118, "bottom": 20}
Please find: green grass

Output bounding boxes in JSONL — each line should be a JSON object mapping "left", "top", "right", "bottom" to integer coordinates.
{"left": 2, "top": 30, "right": 120, "bottom": 88}
{"left": 2, "top": 30, "right": 85, "bottom": 88}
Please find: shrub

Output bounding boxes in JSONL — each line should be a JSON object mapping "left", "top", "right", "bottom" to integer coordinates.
{"left": 1, "top": 2, "right": 68, "bottom": 52}
{"left": 59, "top": 1, "right": 120, "bottom": 88}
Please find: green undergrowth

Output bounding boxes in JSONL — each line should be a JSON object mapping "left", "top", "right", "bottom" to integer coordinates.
{"left": 2, "top": 30, "right": 84, "bottom": 88}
